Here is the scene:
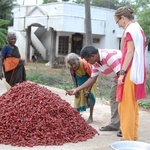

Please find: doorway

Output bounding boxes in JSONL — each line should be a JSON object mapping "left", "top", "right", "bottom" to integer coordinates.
{"left": 71, "top": 33, "right": 83, "bottom": 55}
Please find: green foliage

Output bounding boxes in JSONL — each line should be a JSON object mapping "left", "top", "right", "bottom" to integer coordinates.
{"left": 74, "top": 0, "right": 84, "bottom": 4}
{"left": 0, "top": 19, "right": 9, "bottom": 49}
{"left": 43, "top": 0, "right": 69, "bottom": 3}
{"left": 26, "top": 68, "right": 73, "bottom": 90}
{"left": 0, "top": 19, "right": 10, "bottom": 27}
{"left": 0, "top": 0, "right": 17, "bottom": 28}
{"left": 131, "top": 0, "right": 150, "bottom": 38}
{"left": 116, "top": 0, "right": 131, "bottom": 8}
{"left": 91, "top": 0, "right": 130, "bottom": 9}
{"left": 146, "top": 73, "right": 150, "bottom": 93}
{"left": 138, "top": 73, "right": 150, "bottom": 109}
{"left": 136, "top": 7, "right": 150, "bottom": 38}
{"left": 138, "top": 98, "right": 150, "bottom": 109}
{"left": 43, "top": 0, "right": 58, "bottom": 3}
{"left": 92, "top": 0, "right": 117, "bottom": 9}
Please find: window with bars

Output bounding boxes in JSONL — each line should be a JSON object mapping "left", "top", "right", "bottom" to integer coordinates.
{"left": 58, "top": 36, "right": 69, "bottom": 55}
{"left": 93, "top": 38, "right": 100, "bottom": 43}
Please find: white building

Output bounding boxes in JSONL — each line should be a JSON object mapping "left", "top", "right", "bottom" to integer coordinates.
{"left": 11, "top": 2, "right": 149, "bottom": 70}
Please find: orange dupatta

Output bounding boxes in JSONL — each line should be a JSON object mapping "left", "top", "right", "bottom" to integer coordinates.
{"left": 3, "top": 57, "right": 19, "bottom": 72}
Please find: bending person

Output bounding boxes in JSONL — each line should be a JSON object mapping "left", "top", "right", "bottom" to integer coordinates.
{"left": 66, "top": 46, "right": 121, "bottom": 135}
{"left": 66, "top": 53, "right": 97, "bottom": 124}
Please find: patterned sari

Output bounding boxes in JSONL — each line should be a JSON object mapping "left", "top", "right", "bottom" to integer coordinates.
{"left": 71, "top": 59, "right": 97, "bottom": 112}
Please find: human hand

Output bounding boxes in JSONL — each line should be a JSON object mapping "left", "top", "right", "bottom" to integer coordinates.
{"left": 75, "top": 91, "right": 80, "bottom": 98}
{"left": 118, "top": 75, "right": 124, "bottom": 85}
{"left": 66, "top": 89, "right": 78, "bottom": 95}
{"left": 84, "top": 91, "right": 89, "bottom": 98}
{"left": 66, "top": 90, "right": 73, "bottom": 95}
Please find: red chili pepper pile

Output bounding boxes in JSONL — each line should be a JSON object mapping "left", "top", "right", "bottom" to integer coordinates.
{"left": 0, "top": 82, "right": 99, "bottom": 147}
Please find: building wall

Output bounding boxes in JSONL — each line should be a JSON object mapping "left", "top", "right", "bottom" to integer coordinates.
{"left": 40, "top": 30, "right": 51, "bottom": 60}
{"left": 11, "top": 3, "right": 136, "bottom": 63}
{"left": 8, "top": 27, "right": 27, "bottom": 61}
{"left": 146, "top": 46, "right": 150, "bottom": 72}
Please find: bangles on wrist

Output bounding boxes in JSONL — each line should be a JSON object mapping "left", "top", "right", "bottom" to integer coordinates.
{"left": 119, "top": 70, "right": 127, "bottom": 75}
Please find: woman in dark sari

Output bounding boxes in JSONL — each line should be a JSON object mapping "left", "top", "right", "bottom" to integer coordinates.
{"left": 1, "top": 32, "right": 26, "bottom": 87}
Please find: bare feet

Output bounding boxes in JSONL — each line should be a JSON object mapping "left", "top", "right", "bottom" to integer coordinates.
{"left": 87, "top": 117, "right": 93, "bottom": 124}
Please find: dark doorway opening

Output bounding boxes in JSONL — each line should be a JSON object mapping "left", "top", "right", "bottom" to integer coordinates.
{"left": 71, "top": 33, "right": 83, "bottom": 55}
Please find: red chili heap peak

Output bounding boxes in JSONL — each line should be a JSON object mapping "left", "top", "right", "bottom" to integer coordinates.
{"left": 0, "top": 82, "right": 98, "bottom": 147}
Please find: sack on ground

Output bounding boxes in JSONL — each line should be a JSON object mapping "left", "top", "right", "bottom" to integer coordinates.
{"left": 0, "top": 78, "right": 11, "bottom": 93}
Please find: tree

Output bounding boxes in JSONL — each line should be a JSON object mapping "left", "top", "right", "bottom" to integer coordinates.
{"left": 0, "top": 0, "right": 17, "bottom": 28}
{"left": 74, "top": 0, "right": 84, "bottom": 4}
{"left": 84, "top": 0, "right": 92, "bottom": 45}
{"left": 116, "top": 0, "right": 131, "bottom": 8}
{"left": 91, "top": 0, "right": 131, "bottom": 9}
{"left": 137, "top": 7, "right": 150, "bottom": 38}
{"left": 92, "top": 0, "right": 119, "bottom": 9}
{"left": 0, "top": 19, "right": 10, "bottom": 49}
{"left": 43, "top": 0, "right": 58, "bottom": 3}
{"left": 131, "top": 0, "right": 150, "bottom": 38}
{"left": 43, "top": 0, "right": 70, "bottom": 3}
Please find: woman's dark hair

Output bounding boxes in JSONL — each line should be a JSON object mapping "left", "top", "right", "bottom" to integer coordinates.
{"left": 80, "top": 45, "right": 98, "bottom": 58}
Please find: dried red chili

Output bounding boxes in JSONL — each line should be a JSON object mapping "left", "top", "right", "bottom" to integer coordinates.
{"left": 0, "top": 82, "right": 99, "bottom": 147}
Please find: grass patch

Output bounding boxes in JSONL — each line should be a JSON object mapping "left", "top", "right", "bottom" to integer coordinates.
{"left": 138, "top": 98, "right": 150, "bottom": 109}
{"left": 26, "top": 63, "right": 73, "bottom": 90}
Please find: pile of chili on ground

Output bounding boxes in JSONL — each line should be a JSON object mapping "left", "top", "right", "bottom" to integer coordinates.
{"left": 0, "top": 82, "right": 99, "bottom": 147}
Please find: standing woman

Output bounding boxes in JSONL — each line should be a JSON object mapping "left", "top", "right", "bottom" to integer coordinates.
{"left": 114, "top": 7, "right": 146, "bottom": 140}
{"left": 1, "top": 32, "right": 26, "bottom": 87}
{"left": 66, "top": 53, "right": 97, "bottom": 124}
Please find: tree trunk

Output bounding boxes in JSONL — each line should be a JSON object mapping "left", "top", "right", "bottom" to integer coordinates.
{"left": 84, "top": 0, "right": 92, "bottom": 45}
{"left": 26, "top": 26, "right": 31, "bottom": 62}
